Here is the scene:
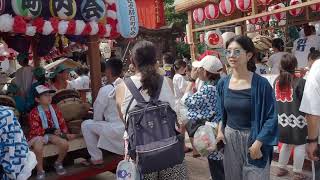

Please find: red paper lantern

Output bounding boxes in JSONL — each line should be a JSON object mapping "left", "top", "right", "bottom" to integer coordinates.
{"left": 289, "top": 0, "right": 303, "bottom": 17}
{"left": 249, "top": 17, "right": 259, "bottom": 24}
{"left": 219, "top": 0, "right": 236, "bottom": 16}
{"left": 193, "top": 8, "right": 205, "bottom": 23}
{"left": 310, "top": 3, "right": 320, "bottom": 12}
{"left": 236, "top": 0, "right": 252, "bottom": 12}
{"left": 272, "top": 3, "right": 286, "bottom": 21}
{"left": 257, "top": 0, "right": 272, "bottom": 5}
{"left": 205, "top": 4, "right": 219, "bottom": 20}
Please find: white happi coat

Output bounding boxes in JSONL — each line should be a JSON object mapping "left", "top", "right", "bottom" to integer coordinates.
{"left": 83, "top": 78, "right": 125, "bottom": 156}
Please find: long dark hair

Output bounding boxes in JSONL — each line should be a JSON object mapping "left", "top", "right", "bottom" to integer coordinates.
{"left": 308, "top": 47, "right": 320, "bottom": 61}
{"left": 272, "top": 38, "right": 285, "bottom": 52}
{"left": 173, "top": 60, "right": 187, "bottom": 72}
{"left": 131, "top": 41, "right": 161, "bottom": 97}
{"left": 278, "top": 53, "right": 298, "bottom": 90}
{"left": 226, "top": 35, "right": 256, "bottom": 72}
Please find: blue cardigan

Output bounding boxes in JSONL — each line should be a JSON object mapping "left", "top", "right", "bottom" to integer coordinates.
{"left": 216, "top": 73, "right": 278, "bottom": 168}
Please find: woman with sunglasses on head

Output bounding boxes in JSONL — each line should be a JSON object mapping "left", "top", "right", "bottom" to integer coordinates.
{"left": 216, "top": 35, "right": 278, "bottom": 180}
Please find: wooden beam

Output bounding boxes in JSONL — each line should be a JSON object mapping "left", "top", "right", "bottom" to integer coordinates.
{"left": 87, "top": 35, "right": 101, "bottom": 102}
{"left": 193, "top": 0, "right": 320, "bottom": 32}
{"left": 251, "top": 0, "right": 258, "bottom": 15}
{"left": 31, "top": 36, "right": 40, "bottom": 67}
{"left": 187, "top": 11, "right": 197, "bottom": 61}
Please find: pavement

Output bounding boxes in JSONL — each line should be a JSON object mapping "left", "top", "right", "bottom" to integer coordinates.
{"left": 88, "top": 152, "right": 312, "bottom": 180}
{"left": 33, "top": 136, "right": 313, "bottom": 180}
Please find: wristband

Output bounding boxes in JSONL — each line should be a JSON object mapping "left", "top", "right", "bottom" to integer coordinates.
{"left": 306, "top": 137, "right": 318, "bottom": 143}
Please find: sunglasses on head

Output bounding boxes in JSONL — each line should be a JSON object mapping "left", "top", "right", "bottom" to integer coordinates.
{"left": 224, "top": 49, "right": 244, "bottom": 58}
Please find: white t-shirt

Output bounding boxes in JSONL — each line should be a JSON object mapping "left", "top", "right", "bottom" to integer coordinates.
{"left": 255, "top": 63, "right": 269, "bottom": 75}
{"left": 292, "top": 35, "right": 320, "bottom": 68}
{"left": 173, "top": 74, "right": 188, "bottom": 103}
{"left": 268, "top": 52, "right": 287, "bottom": 74}
{"left": 121, "top": 74, "right": 176, "bottom": 116}
{"left": 300, "top": 59, "right": 320, "bottom": 144}
{"left": 70, "top": 75, "right": 90, "bottom": 89}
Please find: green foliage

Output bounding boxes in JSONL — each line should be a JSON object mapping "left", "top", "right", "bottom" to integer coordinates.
{"left": 164, "top": 0, "right": 188, "bottom": 25}
{"left": 176, "top": 42, "right": 190, "bottom": 58}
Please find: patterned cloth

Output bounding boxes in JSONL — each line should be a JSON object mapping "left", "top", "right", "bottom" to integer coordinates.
{"left": 143, "top": 161, "right": 188, "bottom": 180}
{"left": 274, "top": 78, "right": 307, "bottom": 145}
{"left": 183, "top": 83, "right": 220, "bottom": 123}
{"left": 0, "top": 106, "right": 32, "bottom": 180}
{"left": 28, "top": 105, "right": 68, "bottom": 141}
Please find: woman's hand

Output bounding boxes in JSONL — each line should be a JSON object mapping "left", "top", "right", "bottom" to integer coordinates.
{"left": 191, "top": 67, "right": 199, "bottom": 80}
{"left": 248, "top": 140, "right": 263, "bottom": 160}
{"left": 216, "top": 131, "right": 225, "bottom": 144}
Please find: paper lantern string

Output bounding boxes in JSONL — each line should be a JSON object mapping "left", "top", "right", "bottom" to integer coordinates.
{"left": 0, "top": 13, "right": 117, "bottom": 38}
{"left": 0, "top": 0, "right": 120, "bottom": 38}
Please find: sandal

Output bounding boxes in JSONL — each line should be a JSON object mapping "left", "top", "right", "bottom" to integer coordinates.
{"left": 276, "top": 167, "right": 289, "bottom": 177}
{"left": 293, "top": 172, "right": 307, "bottom": 180}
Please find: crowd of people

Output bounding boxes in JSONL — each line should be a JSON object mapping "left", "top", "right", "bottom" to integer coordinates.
{"left": 1, "top": 24, "right": 320, "bottom": 180}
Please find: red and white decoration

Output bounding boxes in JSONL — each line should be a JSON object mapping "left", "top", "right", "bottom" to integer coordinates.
{"left": 236, "top": 0, "right": 252, "bottom": 12}
{"left": 271, "top": 3, "right": 286, "bottom": 21}
{"left": 205, "top": 4, "right": 219, "bottom": 20}
{"left": 289, "top": 0, "right": 303, "bottom": 17}
{"left": 257, "top": 0, "right": 272, "bottom": 6}
{"left": 193, "top": 8, "right": 205, "bottom": 23}
{"left": 310, "top": 3, "right": 320, "bottom": 12}
{"left": 219, "top": 0, "right": 236, "bottom": 17}
{"left": 205, "top": 30, "right": 223, "bottom": 49}
{"left": 261, "top": 15, "right": 271, "bottom": 22}
{"left": 199, "top": 33, "right": 205, "bottom": 43}
{"left": 0, "top": 0, "right": 119, "bottom": 38}
{"left": 249, "top": 17, "right": 259, "bottom": 24}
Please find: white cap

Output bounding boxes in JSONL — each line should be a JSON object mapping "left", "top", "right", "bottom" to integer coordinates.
{"left": 35, "top": 85, "right": 55, "bottom": 95}
{"left": 192, "top": 55, "right": 223, "bottom": 74}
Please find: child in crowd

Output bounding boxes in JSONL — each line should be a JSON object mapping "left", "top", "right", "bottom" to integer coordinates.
{"left": 173, "top": 60, "right": 193, "bottom": 153}
{"left": 28, "top": 85, "right": 75, "bottom": 180}
{"left": 162, "top": 52, "right": 175, "bottom": 79}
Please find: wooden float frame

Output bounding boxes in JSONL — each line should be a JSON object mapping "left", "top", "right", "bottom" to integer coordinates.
{"left": 177, "top": 0, "right": 320, "bottom": 60}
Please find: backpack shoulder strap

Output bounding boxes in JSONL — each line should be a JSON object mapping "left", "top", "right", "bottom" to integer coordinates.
{"left": 152, "top": 76, "right": 164, "bottom": 101}
{"left": 124, "top": 77, "right": 146, "bottom": 103}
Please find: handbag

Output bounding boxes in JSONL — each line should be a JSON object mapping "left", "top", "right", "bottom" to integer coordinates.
{"left": 116, "top": 160, "right": 140, "bottom": 180}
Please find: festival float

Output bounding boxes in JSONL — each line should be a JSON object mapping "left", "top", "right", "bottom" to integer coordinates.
{"left": 0, "top": 0, "right": 139, "bottom": 179}
{"left": 174, "top": 0, "right": 320, "bottom": 171}
{"left": 174, "top": 0, "right": 320, "bottom": 61}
